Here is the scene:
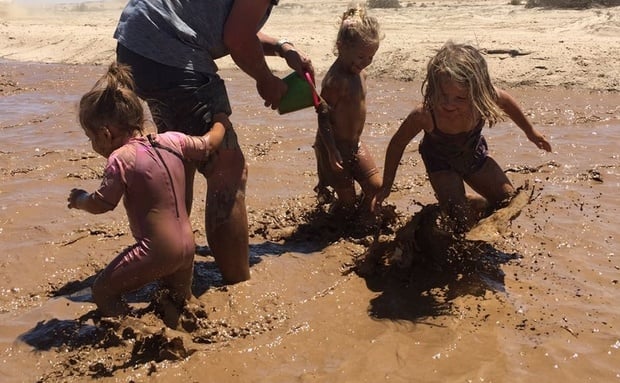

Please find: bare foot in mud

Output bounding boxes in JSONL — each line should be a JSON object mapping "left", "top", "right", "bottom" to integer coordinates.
{"left": 178, "top": 299, "right": 209, "bottom": 333}
{"left": 153, "top": 291, "right": 209, "bottom": 332}
{"left": 154, "top": 291, "right": 187, "bottom": 330}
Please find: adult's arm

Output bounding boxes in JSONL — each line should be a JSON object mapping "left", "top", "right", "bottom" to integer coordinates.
{"left": 257, "top": 31, "right": 315, "bottom": 80}
{"left": 223, "top": 0, "right": 286, "bottom": 109}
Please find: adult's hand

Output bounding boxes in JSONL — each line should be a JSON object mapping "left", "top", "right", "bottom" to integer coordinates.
{"left": 282, "top": 48, "right": 315, "bottom": 81}
{"left": 256, "top": 72, "right": 288, "bottom": 109}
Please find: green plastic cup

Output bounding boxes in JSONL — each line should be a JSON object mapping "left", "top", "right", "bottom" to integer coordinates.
{"left": 277, "top": 72, "right": 314, "bottom": 114}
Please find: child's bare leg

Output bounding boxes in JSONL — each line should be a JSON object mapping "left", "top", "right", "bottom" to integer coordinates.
{"left": 314, "top": 173, "right": 334, "bottom": 205}
{"left": 466, "top": 157, "right": 515, "bottom": 211}
{"left": 331, "top": 178, "right": 357, "bottom": 217}
{"left": 428, "top": 170, "right": 472, "bottom": 233}
{"left": 205, "top": 146, "right": 250, "bottom": 284}
{"left": 158, "top": 262, "right": 194, "bottom": 328}
{"left": 354, "top": 142, "right": 382, "bottom": 218}
{"left": 313, "top": 138, "right": 334, "bottom": 204}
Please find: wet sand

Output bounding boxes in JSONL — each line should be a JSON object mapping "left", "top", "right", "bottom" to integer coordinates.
{"left": 1, "top": 0, "right": 620, "bottom": 381}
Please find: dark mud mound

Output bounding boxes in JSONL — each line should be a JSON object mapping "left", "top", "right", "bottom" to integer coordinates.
{"left": 355, "top": 187, "right": 533, "bottom": 321}
{"left": 357, "top": 186, "right": 533, "bottom": 275}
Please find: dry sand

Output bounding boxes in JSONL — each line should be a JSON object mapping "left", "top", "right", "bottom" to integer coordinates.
{"left": 1, "top": 1, "right": 619, "bottom": 382}
{"left": 1, "top": 0, "right": 619, "bottom": 90}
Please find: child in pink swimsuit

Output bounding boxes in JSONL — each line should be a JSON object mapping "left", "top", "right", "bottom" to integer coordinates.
{"left": 67, "top": 63, "right": 227, "bottom": 319}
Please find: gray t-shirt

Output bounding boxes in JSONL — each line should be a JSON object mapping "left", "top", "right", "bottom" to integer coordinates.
{"left": 114, "top": 0, "right": 276, "bottom": 73}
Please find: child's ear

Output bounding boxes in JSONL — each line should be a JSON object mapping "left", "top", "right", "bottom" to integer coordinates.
{"left": 102, "top": 126, "right": 113, "bottom": 140}
{"left": 99, "top": 126, "right": 116, "bottom": 147}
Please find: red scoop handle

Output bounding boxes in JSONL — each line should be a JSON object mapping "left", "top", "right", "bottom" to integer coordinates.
{"left": 304, "top": 72, "right": 320, "bottom": 107}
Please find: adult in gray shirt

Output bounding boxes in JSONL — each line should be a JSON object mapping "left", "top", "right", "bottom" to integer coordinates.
{"left": 114, "top": 0, "right": 314, "bottom": 286}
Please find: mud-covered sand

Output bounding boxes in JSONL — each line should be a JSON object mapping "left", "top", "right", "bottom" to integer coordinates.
{"left": 1, "top": 1, "right": 619, "bottom": 382}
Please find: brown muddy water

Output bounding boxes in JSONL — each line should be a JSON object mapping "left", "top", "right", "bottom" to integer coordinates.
{"left": 0, "top": 61, "right": 619, "bottom": 382}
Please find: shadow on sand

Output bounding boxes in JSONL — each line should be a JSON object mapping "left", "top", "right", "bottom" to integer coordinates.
{"left": 356, "top": 189, "right": 531, "bottom": 322}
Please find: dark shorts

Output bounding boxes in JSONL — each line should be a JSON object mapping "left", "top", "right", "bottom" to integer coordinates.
{"left": 116, "top": 44, "right": 232, "bottom": 136}
{"left": 419, "top": 134, "right": 488, "bottom": 176}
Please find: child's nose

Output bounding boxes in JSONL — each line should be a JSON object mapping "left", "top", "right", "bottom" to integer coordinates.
{"left": 442, "top": 98, "right": 458, "bottom": 111}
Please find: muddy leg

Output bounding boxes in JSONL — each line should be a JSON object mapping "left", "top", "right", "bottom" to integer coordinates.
{"left": 204, "top": 146, "right": 250, "bottom": 284}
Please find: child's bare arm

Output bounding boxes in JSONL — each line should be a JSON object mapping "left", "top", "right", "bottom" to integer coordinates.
{"left": 376, "top": 110, "right": 424, "bottom": 204}
{"left": 183, "top": 113, "right": 231, "bottom": 161}
{"left": 496, "top": 88, "right": 552, "bottom": 152}
{"left": 205, "top": 113, "right": 230, "bottom": 150}
{"left": 318, "top": 83, "right": 346, "bottom": 172}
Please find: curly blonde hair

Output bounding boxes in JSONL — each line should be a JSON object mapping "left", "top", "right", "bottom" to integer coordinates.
{"left": 422, "top": 41, "right": 504, "bottom": 127}
{"left": 335, "top": 5, "right": 383, "bottom": 54}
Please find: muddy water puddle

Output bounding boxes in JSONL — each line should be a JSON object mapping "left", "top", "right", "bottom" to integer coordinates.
{"left": 1, "top": 61, "right": 619, "bottom": 382}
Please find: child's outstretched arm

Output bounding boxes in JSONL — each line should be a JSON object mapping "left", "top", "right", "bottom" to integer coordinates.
{"left": 67, "top": 188, "right": 114, "bottom": 214}
{"left": 183, "top": 113, "right": 231, "bottom": 160}
{"left": 373, "top": 110, "right": 423, "bottom": 210}
{"left": 496, "top": 88, "right": 552, "bottom": 152}
{"left": 204, "top": 113, "right": 230, "bottom": 150}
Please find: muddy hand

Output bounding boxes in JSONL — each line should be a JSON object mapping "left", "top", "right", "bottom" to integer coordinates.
{"left": 68, "top": 188, "right": 87, "bottom": 209}
{"left": 257, "top": 74, "right": 287, "bottom": 110}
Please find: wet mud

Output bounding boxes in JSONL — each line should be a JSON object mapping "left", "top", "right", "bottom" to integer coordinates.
{"left": 1, "top": 61, "right": 619, "bottom": 382}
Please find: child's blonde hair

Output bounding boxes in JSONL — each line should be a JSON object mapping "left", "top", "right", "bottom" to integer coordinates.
{"left": 422, "top": 41, "right": 504, "bottom": 127}
{"left": 79, "top": 62, "right": 144, "bottom": 135}
{"left": 335, "top": 5, "right": 382, "bottom": 54}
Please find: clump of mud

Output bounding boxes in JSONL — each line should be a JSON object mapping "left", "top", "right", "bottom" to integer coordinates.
{"left": 29, "top": 294, "right": 290, "bottom": 382}
{"left": 356, "top": 185, "right": 534, "bottom": 277}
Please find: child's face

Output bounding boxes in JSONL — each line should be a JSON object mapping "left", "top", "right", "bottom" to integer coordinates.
{"left": 436, "top": 75, "right": 472, "bottom": 115}
{"left": 84, "top": 127, "right": 113, "bottom": 158}
{"left": 338, "top": 41, "right": 379, "bottom": 74}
